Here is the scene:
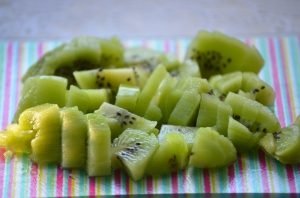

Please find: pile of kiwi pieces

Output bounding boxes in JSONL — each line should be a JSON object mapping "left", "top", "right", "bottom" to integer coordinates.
{"left": 1, "top": 31, "right": 300, "bottom": 181}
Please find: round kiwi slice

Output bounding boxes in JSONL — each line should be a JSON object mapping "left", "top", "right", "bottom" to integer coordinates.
{"left": 111, "top": 128, "right": 158, "bottom": 181}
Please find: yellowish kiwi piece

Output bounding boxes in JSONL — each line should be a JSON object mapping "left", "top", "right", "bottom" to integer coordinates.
{"left": 18, "top": 104, "right": 62, "bottom": 165}
{"left": 159, "top": 125, "right": 198, "bottom": 151}
{"left": 135, "top": 64, "right": 169, "bottom": 116}
{"left": 189, "top": 127, "right": 237, "bottom": 168}
{"left": 86, "top": 113, "right": 111, "bottom": 176}
{"left": 111, "top": 128, "right": 158, "bottom": 181}
{"left": 13, "top": 75, "right": 67, "bottom": 122}
{"left": 66, "top": 85, "right": 110, "bottom": 113}
{"left": 60, "top": 107, "right": 87, "bottom": 169}
{"left": 146, "top": 132, "right": 188, "bottom": 176}
{"left": 0, "top": 124, "right": 35, "bottom": 154}
{"left": 115, "top": 85, "right": 140, "bottom": 112}
{"left": 186, "top": 31, "right": 264, "bottom": 78}
{"left": 95, "top": 102, "right": 157, "bottom": 140}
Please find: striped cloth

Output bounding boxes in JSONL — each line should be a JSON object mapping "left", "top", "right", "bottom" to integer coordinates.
{"left": 0, "top": 37, "right": 300, "bottom": 197}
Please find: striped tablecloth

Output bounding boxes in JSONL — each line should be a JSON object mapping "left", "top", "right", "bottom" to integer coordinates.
{"left": 0, "top": 37, "right": 300, "bottom": 197}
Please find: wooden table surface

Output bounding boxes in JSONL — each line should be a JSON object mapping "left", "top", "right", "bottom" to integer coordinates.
{"left": 0, "top": 0, "right": 299, "bottom": 40}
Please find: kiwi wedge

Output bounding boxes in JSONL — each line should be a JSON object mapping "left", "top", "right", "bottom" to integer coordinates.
{"left": 86, "top": 113, "right": 111, "bottom": 176}
{"left": 115, "top": 85, "right": 140, "bottom": 112}
{"left": 95, "top": 102, "right": 157, "bottom": 139}
{"left": 19, "top": 103, "right": 62, "bottom": 165}
{"left": 111, "top": 128, "right": 158, "bottom": 181}
{"left": 13, "top": 75, "right": 67, "bottom": 122}
{"left": 189, "top": 127, "right": 237, "bottom": 168}
{"left": 146, "top": 132, "right": 188, "bottom": 176}
{"left": 60, "top": 107, "right": 87, "bottom": 169}
{"left": 186, "top": 31, "right": 264, "bottom": 78}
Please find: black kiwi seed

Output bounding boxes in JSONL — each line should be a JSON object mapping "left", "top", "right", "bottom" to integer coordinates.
{"left": 273, "top": 132, "right": 281, "bottom": 139}
{"left": 131, "top": 116, "right": 136, "bottom": 120}
{"left": 135, "top": 142, "right": 141, "bottom": 146}
{"left": 116, "top": 112, "right": 122, "bottom": 116}
{"left": 252, "top": 88, "right": 260, "bottom": 94}
{"left": 129, "top": 121, "right": 133, "bottom": 125}
{"left": 233, "top": 114, "right": 241, "bottom": 121}
{"left": 261, "top": 86, "right": 265, "bottom": 90}
{"left": 124, "top": 115, "right": 130, "bottom": 119}
{"left": 127, "top": 77, "right": 131, "bottom": 82}
{"left": 122, "top": 121, "right": 127, "bottom": 126}
{"left": 107, "top": 82, "right": 111, "bottom": 88}
{"left": 227, "top": 58, "right": 232, "bottom": 63}
{"left": 262, "top": 128, "right": 267, "bottom": 133}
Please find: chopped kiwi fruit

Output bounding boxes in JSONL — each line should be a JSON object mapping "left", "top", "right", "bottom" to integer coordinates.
{"left": 225, "top": 92, "right": 280, "bottom": 134}
{"left": 60, "top": 107, "right": 87, "bottom": 169}
{"left": 0, "top": 124, "right": 35, "bottom": 154}
{"left": 196, "top": 93, "right": 232, "bottom": 135}
{"left": 186, "top": 31, "right": 264, "bottom": 78}
{"left": 95, "top": 102, "right": 157, "bottom": 140}
{"left": 135, "top": 64, "right": 169, "bottom": 116}
{"left": 159, "top": 125, "right": 197, "bottom": 151}
{"left": 22, "top": 37, "right": 124, "bottom": 85}
{"left": 189, "top": 127, "right": 237, "bottom": 168}
{"left": 228, "top": 117, "right": 263, "bottom": 153}
{"left": 22, "top": 37, "right": 102, "bottom": 85}
{"left": 98, "top": 37, "right": 124, "bottom": 67}
{"left": 146, "top": 132, "right": 188, "bottom": 176}
{"left": 125, "top": 47, "right": 180, "bottom": 71}
{"left": 111, "top": 128, "right": 158, "bottom": 181}
{"left": 242, "top": 72, "right": 275, "bottom": 106}
{"left": 260, "top": 117, "right": 300, "bottom": 164}
{"left": 86, "top": 113, "right": 111, "bottom": 176}
{"left": 144, "top": 101, "right": 163, "bottom": 121}
{"left": 209, "top": 71, "right": 243, "bottom": 95}
{"left": 115, "top": 85, "right": 140, "bottom": 112}
{"left": 177, "top": 59, "right": 201, "bottom": 77}
{"left": 168, "top": 90, "right": 200, "bottom": 126}
{"left": 66, "top": 85, "right": 110, "bottom": 113}
{"left": 18, "top": 104, "right": 62, "bottom": 165}
{"left": 13, "top": 75, "right": 67, "bottom": 122}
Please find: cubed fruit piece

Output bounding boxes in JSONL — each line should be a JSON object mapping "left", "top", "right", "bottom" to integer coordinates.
{"left": 86, "top": 113, "right": 111, "bottom": 176}
{"left": 95, "top": 102, "right": 157, "bottom": 139}
{"left": 186, "top": 31, "right": 264, "bottom": 78}
{"left": 61, "top": 107, "right": 87, "bottom": 169}
{"left": 146, "top": 132, "right": 188, "bottom": 176}
{"left": 115, "top": 85, "right": 140, "bottom": 112}
{"left": 14, "top": 76, "right": 67, "bottom": 122}
{"left": 111, "top": 128, "right": 158, "bottom": 181}
{"left": 66, "top": 85, "right": 110, "bottom": 113}
{"left": 18, "top": 104, "right": 62, "bottom": 165}
{"left": 189, "top": 127, "right": 237, "bottom": 168}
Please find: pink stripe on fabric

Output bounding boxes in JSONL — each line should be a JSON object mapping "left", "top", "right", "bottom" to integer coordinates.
{"left": 56, "top": 166, "right": 64, "bottom": 196}
{"left": 2, "top": 43, "right": 13, "bottom": 128}
{"left": 146, "top": 176, "right": 153, "bottom": 194}
{"left": 171, "top": 172, "right": 178, "bottom": 194}
{"left": 258, "top": 151, "right": 270, "bottom": 192}
{"left": 268, "top": 38, "right": 285, "bottom": 126}
{"left": 114, "top": 169, "right": 121, "bottom": 196}
{"left": 286, "top": 165, "right": 296, "bottom": 193}
{"left": 164, "top": 40, "right": 170, "bottom": 53}
{"left": 203, "top": 169, "right": 211, "bottom": 193}
{"left": 67, "top": 170, "right": 72, "bottom": 196}
{"left": 30, "top": 163, "right": 38, "bottom": 197}
{"left": 89, "top": 177, "right": 96, "bottom": 196}
{"left": 227, "top": 164, "right": 236, "bottom": 192}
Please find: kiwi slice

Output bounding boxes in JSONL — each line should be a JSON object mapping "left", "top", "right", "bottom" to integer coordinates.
{"left": 186, "top": 31, "right": 264, "bottom": 78}
{"left": 189, "top": 127, "right": 237, "bottom": 168}
{"left": 112, "top": 128, "right": 158, "bottom": 181}
{"left": 66, "top": 85, "right": 110, "bottom": 113}
{"left": 177, "top": 59, "right": 201, "bottom": 77}
{"left": 159, "top": 125, "right": 197, "bottom": 151}
{"left": 86, "top": 113, "right": 111, "bottom": 176}
{"left": 228, "top": 117, "right": 263, "bottom": 153}
{"left": 60, "top": 107, "right": 87, "bottom": 169}
{"left": 18, "top": 104, "right": 62, "bottom": 165}
{"left": 196, "top": 93, "right": 219, "bottom": 127}
{"left": 22, "top": 37, "right": 102, "bottom": 84}
{"left": 13, "top": 75, "right": 67, "bottom": 122}
{"left": 225, "top": 92, "right": 280, "bottom": 134}
{"left": 209, "top": 71, "right": 243, "bottom": 95}
{"left": 146, "top": 132, "right": 188, "bottom": 176}
{"left": 22, "top": 37, "right": 124, "bottom": 85}
{"left": 242, "top": 72, "right": 275, "bottom": 106}
{"left": 115, "top": 85, "right": 140, "bottom": 112}
{"left": 135, "top": 64, "right": 169, "bottom": 116}
{"left": 168, "top": 90, "right": 201, "bottom": 126}
{"left": 95, "top": 102, "right": 157, "bottom": 139}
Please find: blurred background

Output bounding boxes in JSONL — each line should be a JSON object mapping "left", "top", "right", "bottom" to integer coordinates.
{"left": 0, "top": 0, "right": 299, "bottom": 40}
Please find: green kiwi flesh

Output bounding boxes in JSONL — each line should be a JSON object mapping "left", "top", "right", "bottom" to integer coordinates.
{"left": 186, "top": 31, "right": 264, "bottom": 78}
